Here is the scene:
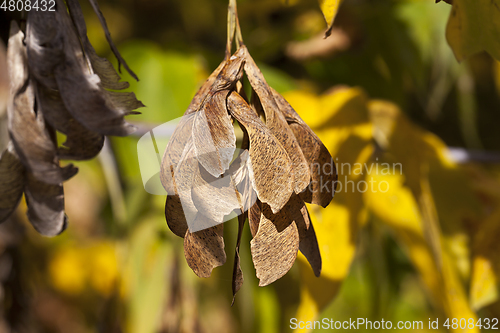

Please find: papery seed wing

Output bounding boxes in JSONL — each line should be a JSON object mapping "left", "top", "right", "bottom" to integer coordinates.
{"left": 86, "top": 0, "right": 139, "bottom": 81}
{"left": 249, "top": 200, "right": 261, "bottom": 237}
{"left": 35, "top": 83, "right": 104, "bottom": 161}
{"left": 250, "top": 202, "right": 299, "bottom": 286}
{"left": 192, "top": 91, "right": 236, "bottom": 178}
{"left": 0, "top": 142, "right": 25, "bottom": 222}
{"left": 184, "top": 219, "right": 226, "bottom": 278}
{"left": 66, "top": 0, "right": 130, "bottom": 90}
{"left": 161, "top": 113, "right": 196, "bottom": 194}
{"left": 0, "top": 39, "right": 8, "bottom": 115}
{"left": 165, "top": 141, "right": 199, "bottom": 237}
{"left": 191, "top": 164, "right": 240, "bottom": 225}
{"left": 297, "top": 208, "right": 321, "bottom": 277}
{"left": 272, "top": 88, "right": 337, "bottom": 207}
{"left": 227, "top": 91, "right": 293, "bottom": 213}
{"left": 288, "top": 195, "right": 321, "bottom": 277}
{"left": 165, "top": 194, "right": 189, "bottom": 238}
{"left": 24, "top": 172, "right": 67, "bottom": 236}
{"left": 229, "top": 149, "right": 257, "bottom": 214}
{"left": 186, "top": 60, "right": 227, "bottom": 115}
{"left": 53, "top": 0, "right": 139, "bottom": 136}
{"left": 25, "top": 10, "right": 62, "bottom": 90}
{"left": 161, "top": 58, "right": 229, "bottom": 192}
{"left": 243, "top": 47, "right": 310, "bottom": 194}
{"left": 232, "top": 213, "right": 245, "bottom": 305}
{"left": 7, "top": 22, "right": 77, "bottom": 184}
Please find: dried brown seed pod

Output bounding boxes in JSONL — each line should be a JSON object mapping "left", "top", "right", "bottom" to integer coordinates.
{"left": 161, "top": 0, "right": 337, "bottom": 302}
{"left": 0, "top": 0, "right": 143, "bottom": 235}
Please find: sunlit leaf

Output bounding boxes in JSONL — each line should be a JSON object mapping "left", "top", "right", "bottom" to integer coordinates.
{"left": 446, "top": 0, "right": 500, "bottom": 61}
{"left": 318, "top": 0, "right": 344, "bottom": 37}
{"left": 286, "top": 87, "right": 372, "bottom": 326}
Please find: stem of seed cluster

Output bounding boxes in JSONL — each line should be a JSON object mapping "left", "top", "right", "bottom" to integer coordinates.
{"left": 227, "top": 0, "right": 244, "bottom": 55}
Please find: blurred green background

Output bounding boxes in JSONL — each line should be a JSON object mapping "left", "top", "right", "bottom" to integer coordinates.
{"left": 1, "top": 0, "right": 500, "bottom": 332}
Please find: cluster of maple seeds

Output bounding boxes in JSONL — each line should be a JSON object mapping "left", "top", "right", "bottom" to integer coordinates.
{"left": 0, "top": 0, "right": 142, "bottom": 235}
{"left": 160, "top": 1, "right": 337, "bottom": 301}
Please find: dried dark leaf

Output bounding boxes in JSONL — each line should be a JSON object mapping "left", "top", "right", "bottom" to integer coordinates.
{"left": 86, "top": 0, "right": 139, "bottom": 81}
{"left": 227, "top": 90, "right": 293, "bottom": 213}
{"left": 243, "top": 47, "right": 310, "bottom": 194}
{"left": 250, "top": 204, "right": 299, "bottom": 286}
{"left": 24, "top": 172, "right": 67, "bottom": 236}
{"left": 0, "top": 142, "right": 25, "bottom": 222}
{"left": 35, "top": 83, "right": 104, "bottom": 160}
{"left": 272, "top": 88, "right": 337, "bottom": 207}
{"left": 7, "top": 21, "right": 77, "bottom": 184}
{"left": 184, "top": 220, "right": 226, "bottom": 278}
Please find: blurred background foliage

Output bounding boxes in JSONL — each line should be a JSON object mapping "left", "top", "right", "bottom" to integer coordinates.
{"left": 1, "top": 0, "right": 500, "bottom": 332}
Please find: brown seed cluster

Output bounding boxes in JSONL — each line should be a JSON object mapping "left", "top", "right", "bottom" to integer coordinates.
{"left": 0, "top": 0, "right": 143, "bottom": 235}
{"left": 161, "top": 36, "right": 337, "bottom": 299}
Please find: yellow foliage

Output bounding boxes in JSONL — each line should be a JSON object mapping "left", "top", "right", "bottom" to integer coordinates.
{"left": 285, "top": 86, "right": 488, "bottom": 332}
{"left": 446, "top": 0, "right": 500, "bottom": 61}
{"left": 285, "top": 87, "right": 372, "bottom": 329}
{"left": 49, "top": 247, "right": 87, "bottom": 295}
{"left": 318, "top": 0, "right": 344, "bottom": 36}
{"left": 48, "top": 241, "right": 119, "bottom": 296}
